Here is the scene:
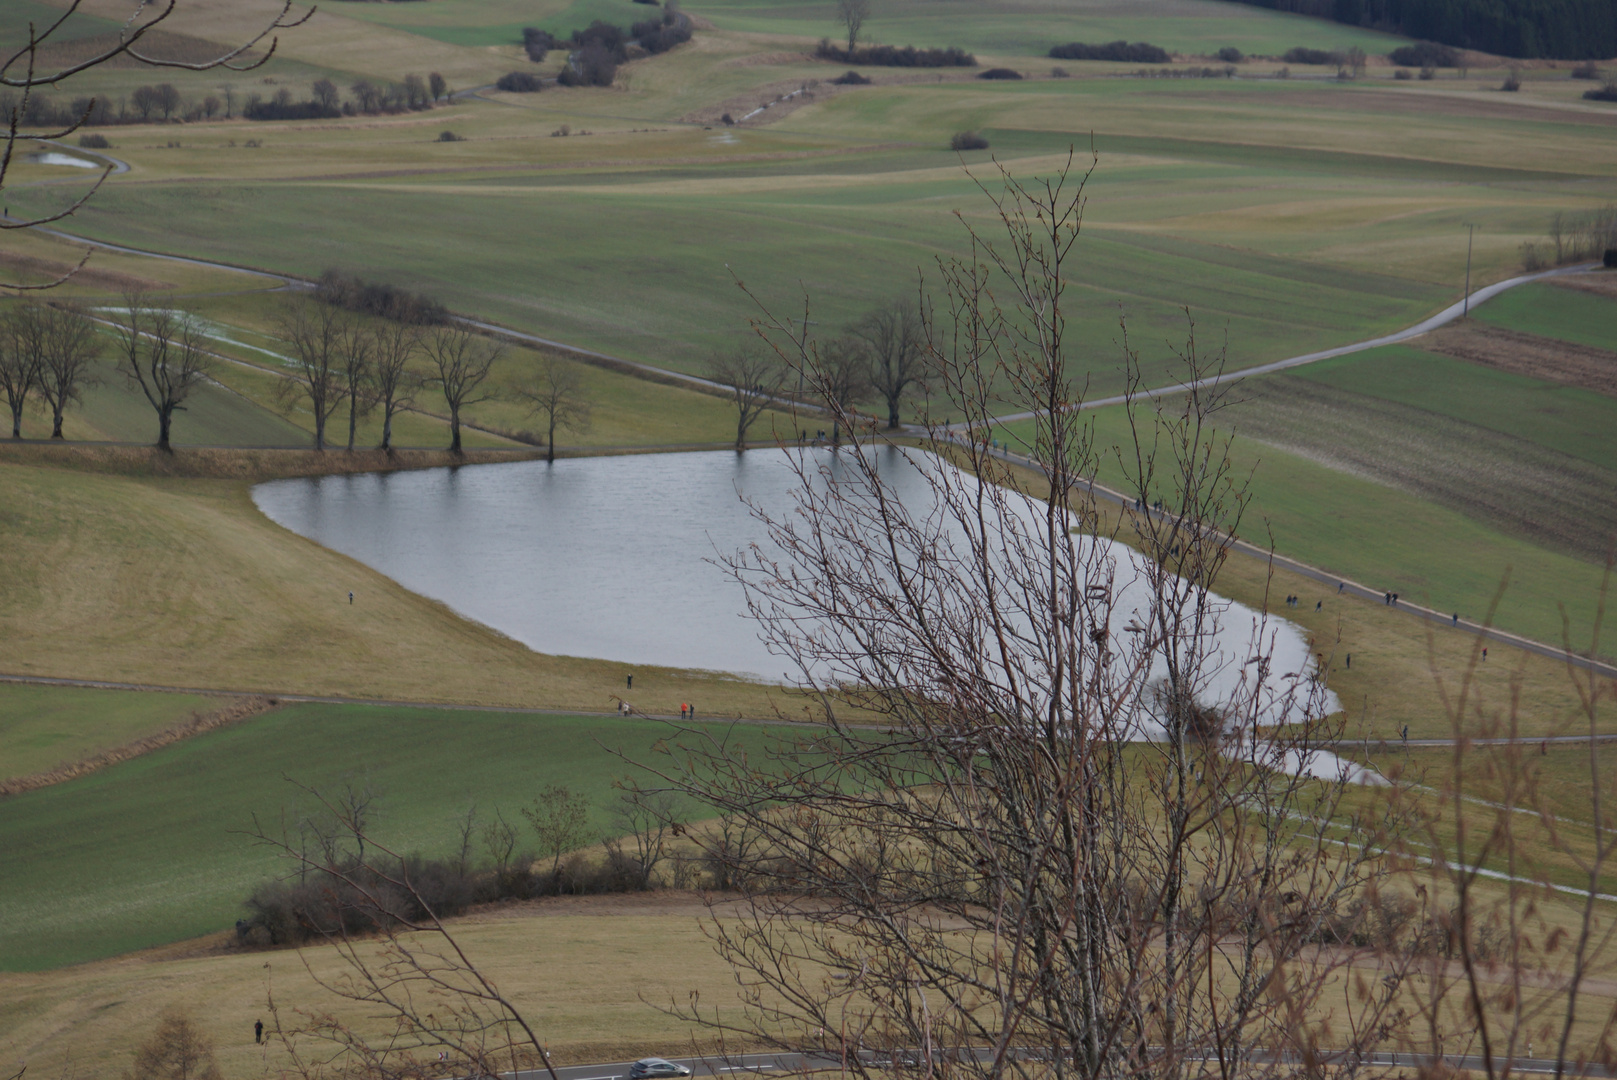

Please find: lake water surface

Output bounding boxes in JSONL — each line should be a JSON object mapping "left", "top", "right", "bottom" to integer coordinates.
{"left": 253, "top": 448, "right": 1336, "bottom": 714}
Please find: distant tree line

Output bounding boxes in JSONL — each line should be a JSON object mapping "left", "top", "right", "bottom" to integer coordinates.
{"left": 814, "top": 39, "right": 977, "bottom": 66}
{"left": 1225, "top": 0, "right": 1616, "bottom": 59}
{"left": 2, "top": 73, "right": 448, "bottom": 130}
{"left": 316, "top": 270, "right": 448, "bottom": 326}
{"left": 1049, "top": 39, "right": 1171, "bottom": 63}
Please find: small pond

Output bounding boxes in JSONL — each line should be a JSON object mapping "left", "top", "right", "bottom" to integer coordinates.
{"left": 253, "top": 447, "right": 1340, "bottom": 732}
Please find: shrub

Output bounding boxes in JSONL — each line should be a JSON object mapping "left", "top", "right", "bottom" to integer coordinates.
{"left": 1282, "top": 46, "right": 1337, "bottom": 65}
{"left": 1521, "top": 241, "right": 1546, "bottom": 271}
{"left": 1572, "top": 61, "right": 1601, "bottom": 79}
{"left": 632, "top": 10, "right": 693, "bottom": 54}
{"left": 720, "top": 112, "right": 735, "bottom": 124}
{"left": 520, "top": 27, "right": 555, "bottom": 62}
{"left": 1050, "top": 40, "right": 1169, "bottom": 63}
{"left": 1276, "top": 65, "right": 1290, "bottom": 78}
{"left": 316, "top": 269, "right": 447, "bottom": 325}
{"left": 978, "top": 67, "right": 1023, "bottom": 79}
{"left": 950, "top": 131, "right": 989, "bottom": 150}
{"left": 1050, "top": 66, "right": 1070, "bottom": 77}
{"left": 1501, "top": 69, "right": 1522, "bottom": 91}
{"left": 496, "top": 71, "right": 544, "bottom": 92}
{"left": 1389, "top": 41, "right": 1459, "bottom": 67}
{"left": 77, "top": 132, "right": 110, "bottom": 148}
{"left": 438, "top": 130, "right": 464, "bottom": 141}
{"left": 1583, "top": 82, "right": 1617, "bottom": 101}
{"left": 1394, "top": 67, "right": 1413, "bottom": 79}
{"left": 1216, "top": 46, "right": 1243, "bottom": 63}
{"left": 1419, "top": 65, "right": 1436, "bottom": 79}
{"left": 572, "top": 20, "right": 628, "bottom": 61}
{"left": 244, "top": 97, "right": 340, "bottom": 120}
{"left": 831, "top": 70, "right": 871, "bottom": 84}
{"left": 1605, "top": 248, "right": 1617, "bottom": 268}
{"left": 815, "top": 40, "right": 975, "bottom": 67}
{"left": 557, "top": 44, "right": 618, "bottom": 87}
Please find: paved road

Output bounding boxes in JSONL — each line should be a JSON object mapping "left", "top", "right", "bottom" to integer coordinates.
{"left": 524, "top": 1046, "right": 1617, "bottom": 1080}
{"left": 986, "top": 261, "right": 1603, "bottom": 425}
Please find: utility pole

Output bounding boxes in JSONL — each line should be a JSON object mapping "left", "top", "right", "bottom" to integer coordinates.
{"left": 1463, "top": 222, "right": 1476, "bottom": 316}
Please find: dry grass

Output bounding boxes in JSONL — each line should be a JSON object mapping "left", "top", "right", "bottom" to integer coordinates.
{"left": 0, "top": 452, "right": 800, "bottom": 717}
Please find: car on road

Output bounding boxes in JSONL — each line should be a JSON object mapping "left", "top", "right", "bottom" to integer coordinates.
{"left": 630, "top": 1060, "right": 692, "bottom": 1079}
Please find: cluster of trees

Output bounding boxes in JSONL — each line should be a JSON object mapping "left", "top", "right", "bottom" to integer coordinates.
{"left": 2, "top": 74, "right": 447, "bottom": 131}
{"left": 1389, "top": 39, "right": 1462, "bottom": 64}
{"left": 0, "top": 302, "right": 101, "bottom": 440}
{"left": 814, "top": 40, "right": 977, "bottom": 66}
{"left": 1049, "top": 39, "right": 1171, "bottom": 62}
{"left": 0, "top": 295, "right": 217, "bottom": 448}
{"left": 241, "top": 783, "right": 687, "bottom": 947}
{"left": 1521, "top": 204, "right": 1617, "bottom": 269}
{"left": 515, "top": 9, "right": 693, "bottom": 90}
{"left": 1227, "top": 0, "right": 1616, "bottom": 58}
{"left": 705, "top": 297, "right": 930, "bottom": 448}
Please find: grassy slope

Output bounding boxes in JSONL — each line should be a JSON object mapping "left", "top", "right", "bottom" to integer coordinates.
{"left": 0, "top": 702, "right": 781, "bottom": 970}
{"left": 0, "top": 459, "right": 795, "bottom": 714}
{"left": 1294, "top": 344, "right": 1617, "bottom": 472}
{"left": 0, "top": 684, "right": 215, "bottom": 781}
{"left": 1474, "top": 281, "right": 1617, "bottom": 352}
{"left": 0, "top": 900, "right": 752, "bottom": 1080}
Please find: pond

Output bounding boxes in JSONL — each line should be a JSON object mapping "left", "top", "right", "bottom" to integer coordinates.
{"left": 253, "top": 447, "right": 1340, "bottom": 729}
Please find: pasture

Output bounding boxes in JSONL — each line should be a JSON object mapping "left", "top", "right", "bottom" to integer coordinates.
{"left": 0, "top": 683, "right": 216, "bottom": 783}
{"left": 1474, "top": 280, "right": 1617, "bottom": 352}
{"left": 0, "top": 702, "right": 782, "bottom": 970}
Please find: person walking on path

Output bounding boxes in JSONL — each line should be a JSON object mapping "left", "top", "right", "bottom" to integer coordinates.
{"left": 1315, "top": 600, "right": 1322, "bottom": 612}
{"left": 348, "top": 591, "right": 354, "bottom": 605}
{"left": 255, "top": 1019, "right": 264, "bottom": 1044}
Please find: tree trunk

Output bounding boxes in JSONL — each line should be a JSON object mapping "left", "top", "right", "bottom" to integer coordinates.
{"left": 348, "top": 395, "right": 358, "bottom": 451}
{"left": 546, "top": 413, "right": 556, "bottom": 464}
{"left": 51, "top": 408, "right": 64, "bottom": 439}
{"left": 158, "top": 408, "right": 173, "bottom": 452}
{"left": 10, "top": 408, "right": 20, "bottom": 439}
{"left": 381, "top": 405, "right": 393, "bottom": 452}
{"left": 887, "top": 398, "right": 900, "bottom": 429}
{"left": 313, "top": 409, "right": 326, "bottom": 451}
{"left": 449, "top": 404, "right": 462, "bottom": 453}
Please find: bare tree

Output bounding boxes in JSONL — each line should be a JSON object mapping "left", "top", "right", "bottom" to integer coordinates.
{"left": 520, "top": 783, "right": 590, "bottom": 882}
{"left": 708, "top": 345, "right": 783, "bottom": 450}
{"left": 0, "top": 0, "right": 309, "bottom": 291}
{"left": 275, "top": 299, "right": 349, "bottom": 451}
{"left": 368, "top": 320, "right": 419, "bottom": 452}
{"left": 516, "top": 356, "right": 590, "bottom": 463}
{"left": 836, "top": 0, "right": 872, "bottom": 53}
{"left": 36, "top": 302, "right": 98, "bottom": 438}
{"left": 128, "top": 1010, "right": 222, "bottom": 1080}
{"left": 624, "top": 152, "right": 1408, "bottom": 1080}
{"left": 608, "top": 786, "right": 684, "bottom": 891}
{"left": 851, "top": 296, "right": 929, "bottom": 429}
{"left": 0, "top": 301, "right": 43, "bottom": 437}
{"left": 114, "top": 293, "right": 212, "bottom": 451}
{"left": 422, "top": 324, "right": 502, "bottom": 453}
{"left": 337, "top": 318, "right": 373, "bottom": 451}
{"left": 813, "top": 335, "right": 871, "bottom": 443}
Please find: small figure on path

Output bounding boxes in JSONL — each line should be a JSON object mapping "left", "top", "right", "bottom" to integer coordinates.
{"left": 1482, "top": 647, "right": 1488, "bottom": 661}
{"left": 1401, "top": 725, "right": 1408, "bottom": 744}
{"left": 1452, "top": 613, "right": 1459, "bottom": 625}
{"left": 348, "top": 591, "right": 354, "bottom": 605}
{"left": 689, "top": 703, "right": 696, "bottom": 719}
{"left": 1315, "top": 600, "right": 1322, "bottom": 612}
{"left": 1384, "top": 592, "right": 1391, "bottom": 605}
{"left": 1338, "top": 582, "right": 1344, "bottom": 594}
{"left": 255, "top": 1019, "right": 264, "bottom": 1044}
{"left": 680, "top": 703, "right": 688, "bottom": 719}
{"left": 1392, "top": 593, "right": 1398, "bottom": 605}
{"left": 1346, "top": 654, "right": 1351, "bottom": 669}
{"left": 627, "top": 674, "right": 633, "bottom": 690}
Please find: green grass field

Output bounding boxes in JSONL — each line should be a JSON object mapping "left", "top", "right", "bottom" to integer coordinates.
{"left": 0, "top": 702, "right": 778, "bottom": 970}
{"left": 1474, "top": 281, "right": 1617, "bottom": 352}
{"left": 0, "top": 684, "right": 217, "bottom": 782}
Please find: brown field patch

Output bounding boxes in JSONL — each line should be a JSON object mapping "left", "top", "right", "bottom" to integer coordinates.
{"left": 1253, "top": 86, "right": 1617, "bottom": 130}
{"left": 1552, "top": 270, "right": 1617, "bottom": 300}
{"left": 1415, "top": 321, "right": 1617, "bottom": 398}
{"left": 0, "top": 250, "right": 172, "bottom": 293}
{"left": 28, "top": 28, "right": 264, "bottom": 70}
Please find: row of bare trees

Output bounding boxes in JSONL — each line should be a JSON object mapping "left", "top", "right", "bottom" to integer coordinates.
{"left": 273, "top": 297, "right": 590, "bottom": 457}
{"left": 707, "top": 297, "right": 932, "bottom": 449}
{"left": 243, "top": 152, "right": 1617, "bottom": 1080}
